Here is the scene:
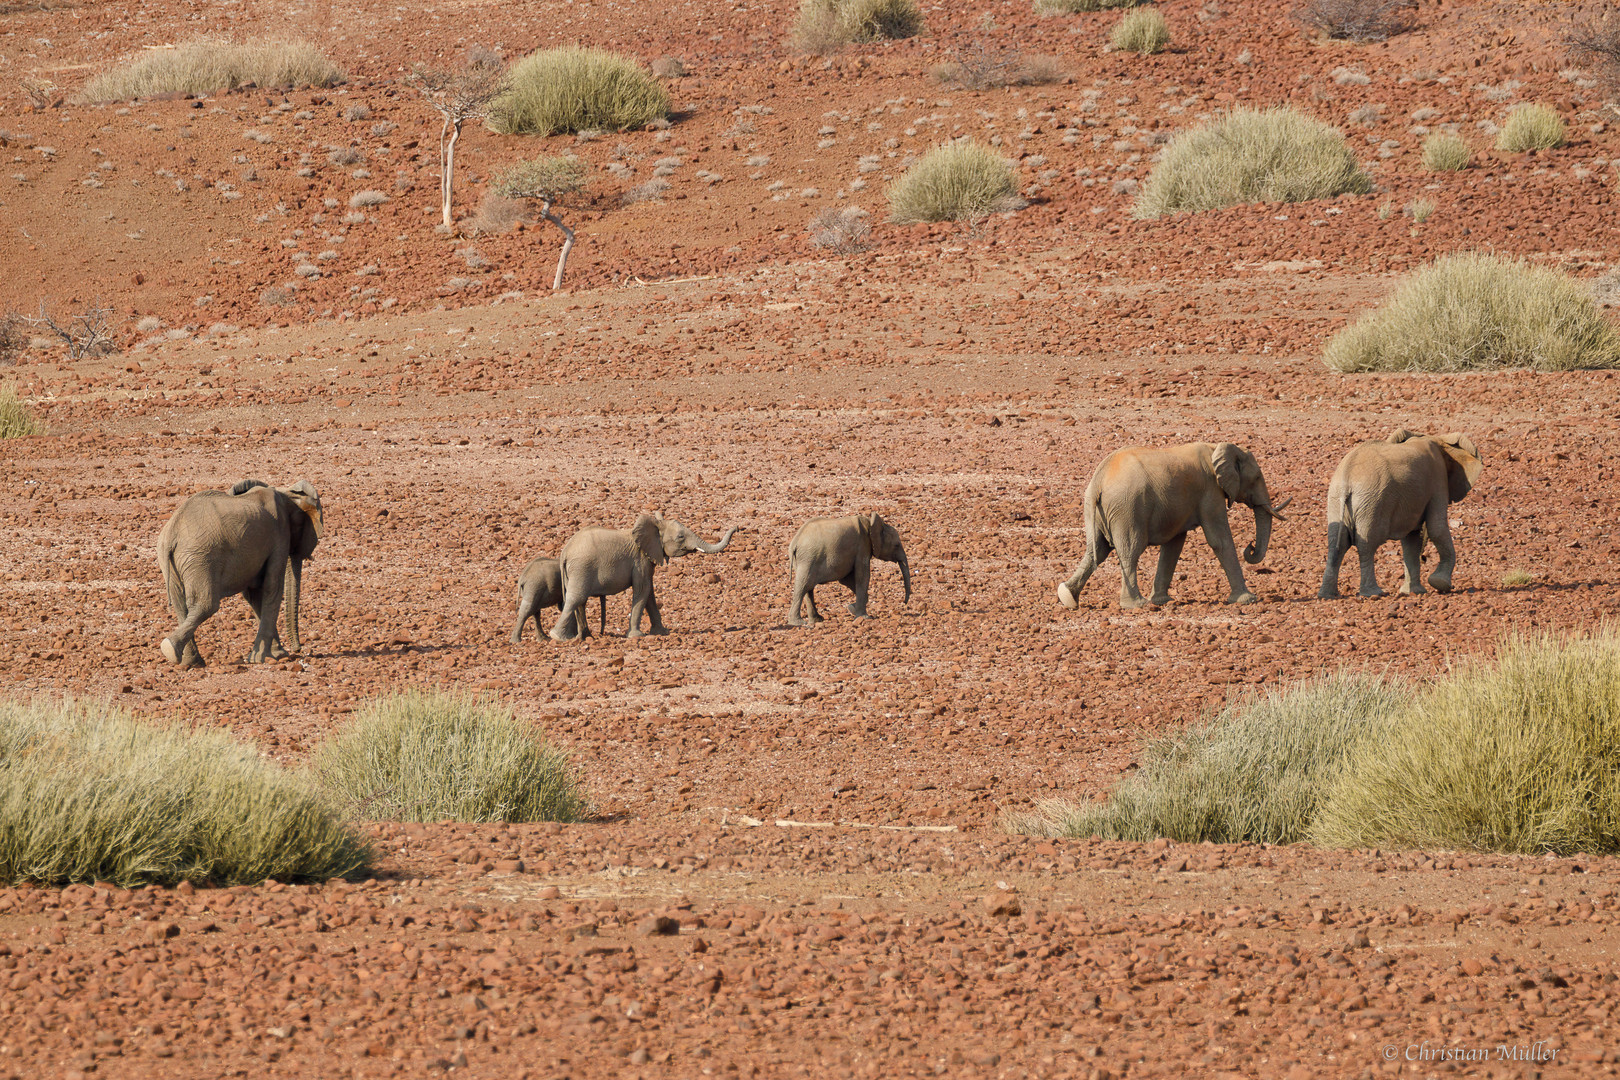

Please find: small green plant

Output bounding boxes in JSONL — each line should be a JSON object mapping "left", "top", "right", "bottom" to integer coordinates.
{"left": 1133, "top": 107, "right": 1371, "bottom": 218}
{"left": 78, "top": 39, "right": 344, "bottom": 103}
{"left": 492, "top": 156, "right": 588, "bottom": 289}
{"left": 1495, "top": 104, "right": 1566, "bottom": 152}
{"left": 487, "top": 47, "right": 669, "bottom": 136}
{"left": 1313, "top": 630, "right": 1620, "bottom": 855}
{"left": 1422, "top": 132, "right": 1471, "bottom": 171}
{"left": 1110, "top": 7, "right": 1170, "bottom": 54}
{"left": 792, "top": 0, "right": 923, "bottom": 52}
{"left": 1324, "top": 251, "right": 1620, "bottom": 372}
{"left": 1405, "top": 197, "right": 1435, "bottom": 223}
{"left": 313, "top": 690, "right": 590, "bottom": 823}
{"left": 1035, "top": 0, "right": 1138, "bottom": 12}
{"left": 0, "top": 699, "right": 370, "bottom": 887}
{"left": 887, "top": 141, "right": 1022, "bottom": 224}
{"left": 1501, "top": 569, "right": 1534, "bottom": 588}
{"left": 0, "top": 382, "right": 43, "bottom": 438}
{"left": 1009, "top": 673, "right": 1407, "bottom": 844}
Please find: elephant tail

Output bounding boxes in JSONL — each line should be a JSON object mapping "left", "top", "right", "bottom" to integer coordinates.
{"left": 1083, "top": 486, "right": 1109, "bottom": 561}
{"left": 159, "top": 531, "right": 187, "bottom": 616}
{"left": 1336, "top": 490, "right": 1357, "bottom": 546}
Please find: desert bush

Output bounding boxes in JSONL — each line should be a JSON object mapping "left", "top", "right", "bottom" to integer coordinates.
{"left": 651, "top": 56, "right": 686, "bottom": 78}
{"left": 1314, "top": 630, "right": 1620, "bottom": 855}
{"left": 1133, "top": 107, "right": 1371, "bottom": 218}
{"left": 934, "top": 45, "right": 1066, "bottom": 89}
{"left": 1422, "top": 132, "right": 1471, "bottom": 170}
{"left": 809, "top": 207, "right": 873, "bottom": 253}
{"left": 467, "top": 191, "right": 531, "bottom": 234}
{"left": 348, "top": 189, "right": 389, "bottom": 208}
{"left": 1495, "top": 103, "right": 1566, "bottom": 151}
{"left": 1569, "top": 22, "right": 1620, "bottom": 101}
{"left": 0, "top": 699, "right": 370, "bottom": 887}
{"left": 0, "top": 312, "right": 22, "bottom": 366}
{"left": 79, "top": 39, "right": 344, "bottom": 103}
{"left": 623, "top": 178, "right": 671, "bottom": 204}
{"left": 1324, "top": 252, "right": 1620, "bottom": 372}
{"left": 1009, "top": 673, "right": 1406, "bottom": 844}
{"left": 1501, "top": 569, "right": 1534, "bottom": 588}
{"left": 0, "top": 382, "right": 43, "bottom": 438}
{"left": 487, "top": 47, "right": 668, "bottom": 136}
{"left": 313, "top": 690, "right": 589, "bottom": 823}
{"left": 792, "top": 0, "right": 923, "bottom": 52}
{"left": 260, "top": 284, "right": 298, "bottom": 307}
{"left": 1035, "top": 0, "right": 1139, "bottom": 12}
{"left": 1405, "top": 196, "right": 1435, "bottom": 223}
{"left": 327, "top": 146, "right": 364, "bottom": 166}
{"left": 1295, "top": 0, "right": 1414, "bottom": 42}
{"left": 1111, "top": 8, "right": 1170, "bottom": 53}
{"left": 887, "top": 142, "right": 1022, "bottom": 224}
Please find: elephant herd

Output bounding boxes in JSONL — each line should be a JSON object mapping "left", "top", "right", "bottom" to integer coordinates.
{"left": 154, "top": 427, "right": 1479, "bottom": 667}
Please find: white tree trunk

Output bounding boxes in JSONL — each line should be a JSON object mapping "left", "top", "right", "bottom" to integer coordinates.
{"left": 440, "top": 118, "right": 460, "bottom": 230}
{"left": 541, "top": 200, "right": 575, "bottom": 290}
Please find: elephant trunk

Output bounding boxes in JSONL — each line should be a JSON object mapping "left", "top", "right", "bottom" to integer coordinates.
{"left": 694, "top": 527, "right": 738, "bottom": 554}
{"left": 898, "top": 551, "right": 912, "bottom": 603}
{"left": 1245, "top": 505, "right": 1274, "bottom": 565}
{"left": 284, "top": 557, "right": 302, "bottom": 651}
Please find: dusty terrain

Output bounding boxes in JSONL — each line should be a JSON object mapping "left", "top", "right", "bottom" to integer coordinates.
{"left": 5, "top": 0, "right": 1620, "bottom": 1074}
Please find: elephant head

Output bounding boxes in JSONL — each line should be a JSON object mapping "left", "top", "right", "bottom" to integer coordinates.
{"left": 1211, "top": 443, "right": 1290, "bottom": 565}
{"left": 859, "top": 513, "right": 911, "bottom": 603}
{"left": 1435, "top": 433, "right": 1482, "bottom": 502}
{"left": 656, "top": 516, "right": 738, "bottom": 559}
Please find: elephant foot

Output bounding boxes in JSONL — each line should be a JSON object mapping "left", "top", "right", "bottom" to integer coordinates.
{"left": 1228, "top": 591, "right": 1258, "bottom": 605}
{"left": 1398, "top": 582, "right": 1424, "bottom": 596}
{"left": 648, "top": 626, "right": 671, "bottom": 636}
{"left": 786, "top": 615, "right": 804, "bottom": 628}
{"left": 269, "top": 642, "right": 291, "bottom": 660}
{"left": 1358, "top": 586, "right": 1388, "bottom": 598}
{"left": 1119, "top": 595, "right": 1149, "bottom": 610}
{"left": 1057, "top": 583, "right": 1078, "bottom": 610}
{"left": 846, "top": 604, "right": 869, "bottom": 618}
{"left": 1429, "top": 573, "right": 1453, "bottom": 593}
{"left": 160, "top": 637, "right": 180, "bottom": 664}
{"left": 1317, "top": 587, "right": 1339, "bottom": 600}
{"left": 1149, "top": 593, "right": 1171, "bottom": 607}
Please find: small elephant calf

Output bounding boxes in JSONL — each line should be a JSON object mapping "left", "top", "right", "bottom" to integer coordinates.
{"left": 511, "top": 556, "right": 602, "bottom": 643}
{"left": 786, "top": 513, "right": 911, "bottom": 626}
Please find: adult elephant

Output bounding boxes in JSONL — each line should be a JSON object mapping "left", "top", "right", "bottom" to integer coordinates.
{"left": 156, "top": 479, "right": 324, "bottom": 667}
{"left": 1318, "top": 428, "right": 1482, "bottom": 599}
{"left": 551, "top": 514, "right": 738, "bottom": 641}
{"left": 785, "top": 513, "right": 910, "bottom": 626}
{"left": 1057, "top": 442, "right": 1289, "bottom": 610}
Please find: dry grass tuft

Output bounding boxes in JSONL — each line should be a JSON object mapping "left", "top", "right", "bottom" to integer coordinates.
{"left": 1034, "top": 0, "right": 1139, "bottom": 12}
{"left": 1133, "top": 107, "right": 1370, "bottom": 218}
{"left": 792, "top": 0, "right": 923, "bottom": 52}
{"left": 487, "top": 48, "right": 668, "bottom": 136}
{"left": 1501, "top": 569, "right": 1535, "bottom": 588}
{"left": 466, "top": 192, "right": 532, "bottom": 235}
{"left": 1295, "top": 0, "right": 1414, "bottom": 42}
{"left": 0, "top": 699, "right": 371, "bottom": 887}
{"left": 79, "top": 39, "right": 344, "bottom": 103}
{"left": 808, "top": 207, "right": 873, "bottom": 253}
{"left": 1421, "top": 132, "right": 1471, "bottom": 171}
{"left": 1495, "top": 104, "right": 1566, "bottom": 152}
{"left": 0, "top": 382, "right": 43, "bottom": 438}
{"left": 1110, "top": 7, "right": 1170, "bottom": 53}
{"left": 887, "top": 142, "right": 1023, "bottom": 224}
{"left": 1324, "top": 252, "right": 1620, "bottom": 372}
{"left": 313, "top": 690, "right": 589, "bottom": 824}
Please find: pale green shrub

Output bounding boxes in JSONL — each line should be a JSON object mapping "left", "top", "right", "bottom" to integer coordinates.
{"left": 487, "top": 48, "right": 669, "bottom": 136}
{"left": 1495, "top": 104, "right": 1565, "bottom": 152}
{"left": 79, "top": 40, "right": 343, "bottom": 103}
{"left": 887, "top": 141, "right": 1022, "bottom": 224}
{"left": 1422, "top": 132, "right": 1471, "bottom": 171}
{"left": 1110, "top": 8, "right": 1170, "bottom": 54}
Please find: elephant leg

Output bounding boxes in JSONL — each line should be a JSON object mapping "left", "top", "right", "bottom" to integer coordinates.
{"left": 512, "top": 589, "right": 538, "bottom": 643}
{"left": 551, "top": 588, "right": 586, "bottom": 642}
{"left": 1318, "top": 522, "right": 1352, "bottom": 599}
{"left": 805, "top": 585, "right": 823, "bottom": 623}
{"left": 1117, "top": 541, "right": 1150, "bottom": 609}
{"left": 787, "top": 567, "right": 815, "bottom": 626}
{"left": 161, "top": 584, "right": 218, "bottom": 669}
{"left": 645, "top": 587, "right": 670, "bottom": 635}
{"left": 247, "top": 559, "right": 287, "bottom": 663}
{"left": 597, "top": 596, "right": 608, "bottom": 637}
{"left": 1355, "top": 538, "right": 1387, "bottom": 598}
{"left": 1203, "top": 517, "right": 1256, "bottom": 605}
{"left": 1398, "top": 530, "right": 1427, "bottom": 595}
{"left": 845, "top": 561, "right": 871, "bottom": 617}
{"left": 243, "top": 585, "right": 289, "bottom": 659}
{"left": 626, "top": 580, "right": 651, "bottom": 638}
{"left": 1425, "top": 501, "right": 1457, "bottom": 593}
{"left": 1149, "top": 533, "right": 1186, "bottom": 606}
{"left": 1058, "top": 539, "right": 1110, "bottom": 610}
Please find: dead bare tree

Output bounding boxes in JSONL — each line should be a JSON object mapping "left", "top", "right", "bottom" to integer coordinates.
{"left": 26, "top": 299, "right": 117, "bottom": 359}
{"left": 1570, "top": 20, "right": 1620, "bottom": 116}
{"left": 408, "top": 48, "right": 509, "bottom": 232}
{"left": 491, "top": 157, "right": 588, "bottom": 290}
{"left": 0, "top": 311, "right": 23, "bottom": 366}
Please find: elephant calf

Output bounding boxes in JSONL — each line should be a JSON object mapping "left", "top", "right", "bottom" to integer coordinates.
{"left": 1057, "top": 442, "right": 1289, "bottom": 610}
{"left": 1319, "top": 428, "right": 1482, "bottom": 599}
{"left": 511, "top": 556, "right": 602, "bottom": 643}
{"left": 156, "top": 479, "right": 324, "bottom": 668}
{"left": 552, "top": 514, "right": 738, "bottom": 640}
{"left": 786, "top": 514, "right": 910, "bottom": 626}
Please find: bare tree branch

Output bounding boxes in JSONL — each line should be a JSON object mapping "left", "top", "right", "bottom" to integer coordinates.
{"left": 407, "top": 48, "right": 509, "bottom": 232}
{"left": 23, "top": 299, "right": 117, "bottom": 359}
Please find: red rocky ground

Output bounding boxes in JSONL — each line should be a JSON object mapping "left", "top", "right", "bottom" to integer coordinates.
{"left": 4, "top": 0, "right": 1620, "bottom": 1075}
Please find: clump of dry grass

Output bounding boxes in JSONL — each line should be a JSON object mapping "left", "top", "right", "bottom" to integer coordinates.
{"left": 932, "top": 46, "right": 1066, "bottom": 90}
{"left": 887, "top": 141, "right": 1022, "bottom": 224}
{"left": 1495, "top": 104, "right": 1566, "bottom": 152}
{"left": 1295, "top": 0, "right": 1414, "bottom": 42}
{"left": 1035, "top": 0, "right": 1138, "bottom": 12}
{"left": 1324, "top": 252, "right": 1620, "bottom": 372}
{"left": 0, "top": 382, "right": 43, "bottom": 438}
{"left": 1501, "top": 569, "right": 1534, "bottom": 589}
{"left": 487, "top": 47, "right": 668, "bottom": 136}
{"left": 313, "top": 690, "right": 589, "bottom": 824}
{"left": 466, "top": 191, "right": 532, "bottom": 235}
{"left": 1110, "top": 7, "right": 1170, "bottom": 53}
{"left": 0, "top": 699, "right": 371, "bottom": 887}
{"left": 79, "top": 39, "right": 344, "bottom": 103}
{"left": 808, "top": 207, "right": 873, "bottom": 253}
{"left": 1133, "top": 107, "right": 1370, "bottom": 218}
{"left": 1421, "top": 132, "right": 1471, "bottom": 171}
{"left": 792, "top": 0, "right": 923, "bottom": 52}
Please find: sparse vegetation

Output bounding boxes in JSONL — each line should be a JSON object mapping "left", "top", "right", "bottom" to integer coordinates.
{"left": 260, "top": 284, "right": 298, "bottom": 307}
{"left": 650, "top": 56, "right": 686, "bottom": 78}
{"left": 1495, "top": 103, "right": 1566, "bottom": 151}
{"left": 348, "top": 189, "right": 389, "bottom": 208}
{"left": 1501, "top": 569, "right": 1534, "bottom": 588}
{"left": 1569, "top": 21, "right": 1620, "bottom": 104}
{"left": 0, "top": 382, "right": 43, "bottom": 438}
{"left": 1111, "top": 8, "right": 1170, "bottom": 53}
{"left": 887, "top": 142, "right": 1022, "bottom": 224}
{"left": 0, "top": 312, "right": 22, "bottom": 366}
{"left": 792, "top": 0, "right": 924, "bottom": 52}
{"left": 623, "top": 178, "right": 671, "bottom": 205}
{"left": 1295, "top": 0, "right": 1414, "bottom": 42}
{"left": 808, "top": 207, "right": 874, "bottom": 253}
{"left": 492, "top": 156, "right": 588, "bottom": 290}
{"left": 467, "top": 191, "right": 531, "bottom": 235}
{"left": 933, "top": 44, "right": 1066, "bottom": 89}
{"left": 78, "top": 40, "right": 344, "bottom": 103}
{"left": 1313, "top": 630, "right": 1620, "bottom": 855}
{"left": 409, "top": 49, "right": 510, "bottom": 231}
{"left": 1324, "top": 252, "right": 1620, "bottom": 372}
{"left": 487, "top": 48, "right": 668, "bottom": 136}
{"left": 313, "top": 690, "right": 588, "bottom": 824}
{"left": 25, "top": 299, "right": 117, "bottom": 359}
{"left": 1009, "top": 673, "right": 1407, "bottom": 844}
{"left": 1034, "top": 0, "right": 1138, "bottom": 13}
{"left": 0, "top": 699, "right": 371, "bottom": 887}
{"left": 1405, "top": 197, "right": 1435, "bottom": 223}
{"left": 1133, "top": 107, "right": 1371, "bottom": 219}
{"left": 1422, "top": 132, "right": 1471, "bottom": 170}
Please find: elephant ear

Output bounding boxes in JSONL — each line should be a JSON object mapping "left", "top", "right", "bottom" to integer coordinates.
{"left": 855, "top": 513, "right": 874, "bottom": 551}
{"left": 1387, "top": 427, "right": 1415, "bottom": 444}
{"left": 283, "top": 484, "right": 325, "bottom": 541}
{"left": 229, "top": 478, "right": 268, "bottom": 496}
{"left": 1211, "top": 444, "right": 1243, "bottom": 502}
{"left": 631, "top": 513, "right": 667, "bottom": 566}
{"left": 1437, "top": 433, "right": 1482, "bottom": 502}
